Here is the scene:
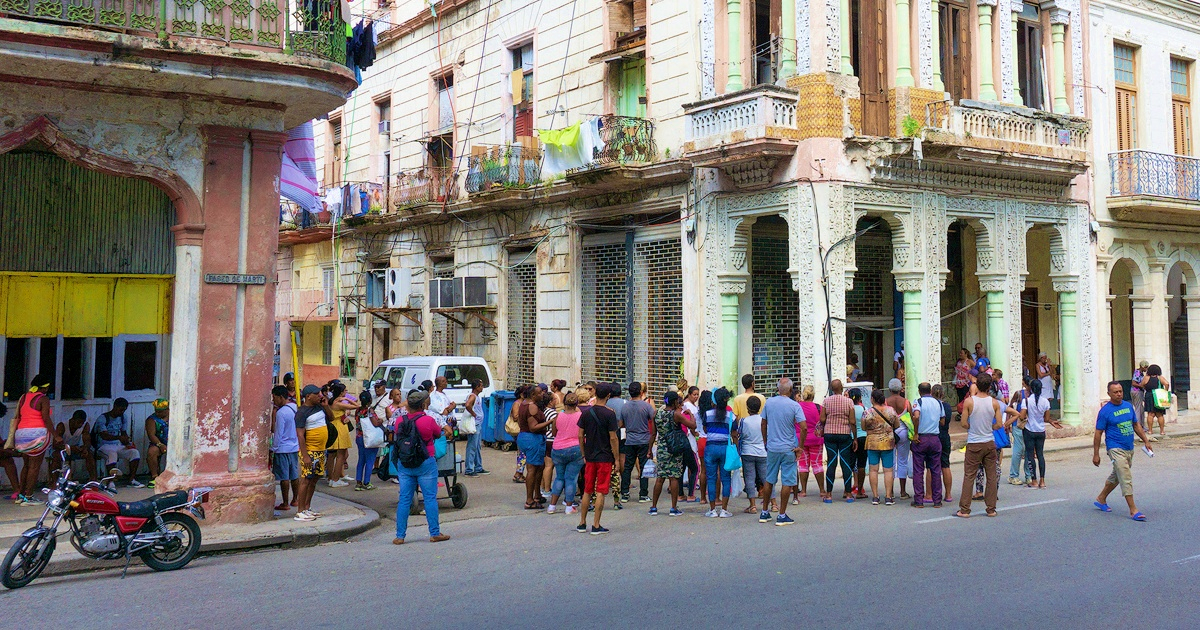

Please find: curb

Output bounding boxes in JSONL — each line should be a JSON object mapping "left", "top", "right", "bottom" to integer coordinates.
{"left": 32, "top": 492, "right": 379, "bottom": 580}
{"left": 945, "top": 426, "right": 1200, "bottom": 465}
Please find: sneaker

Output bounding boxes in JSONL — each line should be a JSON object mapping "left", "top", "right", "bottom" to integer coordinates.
{"left": 648, "top": 507, "right": 659, "bottom": 516}
{"left": 718, "top": 509, "right": 732, "bottom": 518}
{"left": 293, "top": 512, "right": 316, "bottom": 522}
{"left": 613, "top": 503, "right": 623, "bottom": 510}
{"left": 872, "top": 496, "right": 880, "bottom": 505}
{"left": 19, "top": 496, "right": 43, "bottom": 507}
{"left": 1008, "top": 478, "right": 1022, "bottom": 485}
{"left": 128, "top": 479, "right": 146, "bottom": 488}
{"left": 775, "top": 514, "right": 795, "bottom": 526}
{"left": 329, "top": 480, "right": 349, "bottom": 488}
{"left": 638, "top": 496, "right": 650, "bottom": 503}
{"left": 575, "top": 524, "right": 588, "bottom": 533}
{"left": 589, "top": 526, "right": 610, "bottom": 535}
{"left": 146, "top": 480, "right": 156, "bottom": 489}
{"left": 304, "top": 509, "right": 322, "bottom": 518}
{"left": 464, "top": 472, "right": 478, "bottom": 477}
{"left": 354, "top": 485, "right": 365, "bottom": 492}
{"left": 12, "top": 494, "right": 24, "bottom": 505}
{"left": 885, "top": 497, "right": 895, "bottom": 506}
{"left": 546, "top": 504, "right": 557, "bottom": 514}
{"left": 363, "top": 484, "right": 376, "bottom": 490}
{"left": 759, "top": 510, "right": 772, "bottom": 523}
{"left": 705, "top": 509, "right": 719, "bottom": 518}
{"left": 621, "top": 494, "right": 631, "bottom": 502}
{"left": 565, "top": 506, "right": 578, "bottom": 515}
{"left": 389, "top": 478, "right": 400, "bottom": 484}
{"left": 669, "top": 508, "right": 683, "bottom": 517}
{"left": 477, "top": 469, "right": 491, "bottom": 475}
{"left": 340, "top": 476, "right": 355, "bottom": 483}
{"left": 932, "top": 502, "right": 943, "bottom": 508}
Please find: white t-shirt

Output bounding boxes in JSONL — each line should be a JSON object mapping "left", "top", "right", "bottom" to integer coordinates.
{"left": 1023, "top": 394, "right": 1052, "bottom": 432}
{"left": 739, "top": 414, "right": 768, "bottom": 458}
{"left": 683, "top": 401, "right": 701, "bottom": 451}
{"left": 427, "top": 390, "right": 451, "bottom": 427}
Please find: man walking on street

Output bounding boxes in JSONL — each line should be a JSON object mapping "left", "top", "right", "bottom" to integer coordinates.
{"left": 760, "top": 378, "right": 803, "bottom": 526}
{"left": 910, "top": 382, "right": 944, "bottom": 508}
{"left": 618, "top": 381, "right": 655, "bottom": 503}
{"left": 271, "top": 385, "right": 300, "bottom": 512}
{"left": 956, "top": 373, "right": 1003, "bottom": 518}
{"left": 578, "top": 384, "right": 620, "bottom": 535}
{"left": 1093, "top": 381, "right": 1154, "bottom": 521}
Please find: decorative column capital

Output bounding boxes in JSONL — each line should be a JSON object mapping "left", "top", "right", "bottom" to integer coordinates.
{"left": 719, "top": 273, "right": 749, "bottom": 295}
{"left": 171, "top": 223, "right": 206, "bottom": 246}
{"left": 1183, "top": 294, "right": 1200, "bottom": 305}
{"left": 978, "top": 274, "right": 1007, "bottom": 293}
{"left": 977, "top": 0, "right": 997, "bottom": 6}
{"left": 894, "top": 272, "right": 924, "bottom": 293}
{"left": 1047, "top": 7, "right": 1071, "bottom": 24}
{"left": 1051, "top": 276, "right": 1079, "bottom": 293}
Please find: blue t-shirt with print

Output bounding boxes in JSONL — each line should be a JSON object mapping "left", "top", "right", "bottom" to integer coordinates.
{"left": 1096, "top": 401, "right": 1136, "bottom": 451}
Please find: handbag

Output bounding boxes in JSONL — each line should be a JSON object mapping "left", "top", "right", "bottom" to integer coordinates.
{"left": 1150, "top": 387, "right": 1171, "bottom": 409}
{"left": 993, "top": 427, "right": 1012, "bottom": 449}
{"left": 723, "top": 440, "right": 742, "bottom": 471}
{"left": 434, "top": 435, "right": 448, "bottom": 459}
{"left": 458, "top": 413, "right": 478, "bottom": 435}
{"left": 504, "top": 413, "right": 521, "bottom": 437}
{"left": 361, "top": 418, "right": 386, "bottom": 449}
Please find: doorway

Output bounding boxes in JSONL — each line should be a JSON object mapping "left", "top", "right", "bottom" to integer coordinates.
{"left": 1021, "top": 288, "right": 1041, "bottom": 378}
{"left": 939, "top": 0, "right": 972, "bottom": 103}
{"left": 853, "top": 0, "right": 889, "bottom": 135}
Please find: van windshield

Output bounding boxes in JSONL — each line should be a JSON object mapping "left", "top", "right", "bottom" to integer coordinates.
{"left": 436, "top": 364, "right": 490, "bottom": 389}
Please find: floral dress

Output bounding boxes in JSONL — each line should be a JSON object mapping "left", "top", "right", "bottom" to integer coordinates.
{"left": 653, "top": 407, "right": 685, "bottom": 479}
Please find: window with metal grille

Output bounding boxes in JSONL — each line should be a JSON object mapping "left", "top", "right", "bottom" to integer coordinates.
{"left": 507, "top": 258, "right": 537, "bottom": 387}
{"left": 431, "top": 264, "right": 455, "bottom": 355}
{"left": 752, "top": 233, "right": 801, "bottom": 383}
{"left": 581, "top": 242, "right": 629, "bottom": 386}
{"left": 631, "top": 239, "right": 682, "bottom": 399}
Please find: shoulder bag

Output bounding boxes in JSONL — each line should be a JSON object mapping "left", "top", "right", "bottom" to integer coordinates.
{"left": 504, "top": 409, "right": 521, "bottom": 437}
{"left": 361, "top": 415, "right": 386, "bottom": 448}
{"left": 1150, "top": 386, "right": 1171, "bottom": 410}
{"left": 992, "top": 398, "right": 1012, "bottom": 448}
{"left": 661, "top": 411, "right": 690, "bottom": 456}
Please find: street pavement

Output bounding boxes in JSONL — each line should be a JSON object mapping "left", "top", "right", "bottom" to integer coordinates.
{"left": 4, "top": 436, "right": 1199, "bottom": 628}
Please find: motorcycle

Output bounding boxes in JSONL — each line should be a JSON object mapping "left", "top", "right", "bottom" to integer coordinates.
{"left": 1, "top": 451, "right": 211, "bottom": 589}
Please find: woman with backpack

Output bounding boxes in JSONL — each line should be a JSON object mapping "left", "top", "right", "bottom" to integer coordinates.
{"left": 1138, "top": 364, "right": 1170, "bottom": 437}
{"left": 649, "top": 391, "right": 696, "bottom": 517}
{"left": 10, "top": 374, "right": 61, "bottom": 506}
{"left": 861, "top": 389, "right": 900, "bottom": 505}
{"left": 393, "top": 390, "right": 451, "bottom": 545}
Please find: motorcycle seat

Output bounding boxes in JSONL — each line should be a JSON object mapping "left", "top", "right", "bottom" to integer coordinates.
{"left": 117, "top": 490, "right": 189, "bottom": 518}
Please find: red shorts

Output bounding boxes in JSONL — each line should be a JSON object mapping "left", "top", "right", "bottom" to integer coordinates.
{"left": 584, "top": 462, "right": 614, "bottom": 494}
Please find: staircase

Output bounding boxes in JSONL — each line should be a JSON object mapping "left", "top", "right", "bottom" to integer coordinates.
{"left": 1171, "top": 315, "right": 1190, "bottom": 410}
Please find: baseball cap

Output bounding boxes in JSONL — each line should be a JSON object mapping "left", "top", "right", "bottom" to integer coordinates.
{"left": 373, "top": 380, "right": 386, "bottom": 389}
{"left": 301, "top": 384, "right": 320, "bottom": 397}
{"left": 407, "top": 390, "right": 429, "bottom": 407}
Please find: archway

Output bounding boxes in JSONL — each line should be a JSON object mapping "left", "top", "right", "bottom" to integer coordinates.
{"left": 1108, "top": 258, "right": 1142, "bottom": 381}
{"left": 750, "top": 215, "right": 800, "bottom": 383}
{"left": 1166, "top": 260, "right": 1198, "bottom": 409}
{"left": 844, "top": 216, "right": 897, "bottom": 389}
{"left": 1024, "top": 226, "right": 1062, "bottom": 402}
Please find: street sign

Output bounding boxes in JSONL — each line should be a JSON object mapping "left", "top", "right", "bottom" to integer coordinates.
{"left": 204, "top": 274, "right": 266, "bottom": 285}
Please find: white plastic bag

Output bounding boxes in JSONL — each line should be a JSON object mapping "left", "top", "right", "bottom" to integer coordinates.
{"left": 642, "top": 459, "right": 656, "bottom": 479}
{"left": 361, "top": 419, "right": 386, "bottom": 449}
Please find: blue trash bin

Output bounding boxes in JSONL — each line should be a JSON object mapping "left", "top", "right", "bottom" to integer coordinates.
{"left": 483, "top": 391, "right": 517, "bottom": 446}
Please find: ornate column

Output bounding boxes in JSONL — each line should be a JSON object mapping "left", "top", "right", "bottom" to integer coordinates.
{"left": 840, "top": 0, "right": 854, "bottom": 74}
{"left": 896, "top": 0, "right": 915, "bottom": 86}
{"left": 781, "top": 0, "right": 797, "bottom": 79}
{"left": 1011, "top": 5, "right": 1023, "bottom": 105}
{"left": 719, "top": 277, "right": 747, "bottom": 391}
{"left": 979, "top": 275, "right": 1011, "bottom": 379}
{"left": 1049, "top": 7, "right": 1070, "bottom": 113}
{"left": 1096, "top": 255, "right": 1114, "bottom": 384}
{"left": 728, "top": 0, "right": 745, "bottom": 92}
{"left": 1054, "top": 277, "right": 1082, "bottom": 425}
{"left": 977, "top": 0, "right": 998, "bottom": 101}
{"left": 1186, "top": 295, "right": 1200, "bottom": 410}
{"left": 931, "top": 0, "right": 944, "bottom": 92}
{"left": 897, "top": 273, "right": 925, "bottom": 401}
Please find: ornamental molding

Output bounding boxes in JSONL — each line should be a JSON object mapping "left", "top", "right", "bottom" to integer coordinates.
{"left": 918, "top": 0, "right": 934, "bottom": 86}
{"left": 1000, "top": 0, "right": 1015, "bottom": 102}
{"left": 718, "top": 275, "right": 749, "bottom": 295}
{"left": 826, "top": 0, "right": 840, "bottom": 72}
{"left": 723, "top": 158, "right": 780, "bottom": 189}
{"left": 978, "top": 0, "right": 998, "bottom": 6}
{"left": 871, "top": 158, "right": 1072, "bottom": 198}
{"left": 1049, "top": 7, "right": 1071, "bottom": 23}
{"left": 1052, "top": 277, "right": 1080, "bottom": 293}
{"left": 1107, "top": 0, "right": 1200, "bottom": 27}
{"left": 797, "top": 0, "right": 811, "bottom": 74}
{"left": 978, "top": 275, "right": 1007, "bottom": 293}
{"left": 701, "top": 0, "right": 716, "bottom": 98}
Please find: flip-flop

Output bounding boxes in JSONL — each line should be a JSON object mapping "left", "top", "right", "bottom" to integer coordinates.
{"left": 1130, "top": 512, "right": 1147, "bottom": 522}
{"left": 1094, "top": 501, "right": 1112, "bottom": 513}
{"left": 953, "top": 511, "right": 971, "bottom": 519}
{"left": 822, "top": 498, "right": 833, "bottom": 504}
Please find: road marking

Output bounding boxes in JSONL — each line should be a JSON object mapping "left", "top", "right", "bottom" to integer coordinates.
{"left": 1173, "top": 554, "right": 1200, "bottom": 565}
{"left": 916, "top": 498, "right": 1068, "bottom": 523}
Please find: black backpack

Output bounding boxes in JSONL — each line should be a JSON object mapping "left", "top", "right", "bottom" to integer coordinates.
{"left": 391, "top": 413, "right": 429, "bottom": 469}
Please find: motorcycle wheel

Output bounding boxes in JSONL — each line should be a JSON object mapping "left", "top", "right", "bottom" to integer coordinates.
{"left": 139, "top": 513, "right": 202, "bottom": 572}
{"left": 1, "top": 531, "right": 56, "bottom": 589}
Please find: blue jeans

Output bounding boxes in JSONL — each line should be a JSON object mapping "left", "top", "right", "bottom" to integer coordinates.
{"left": 354, "top": 435, "right": 378, "bottom": 484}
{"left": 704, "top": 442, "right": 732, "bottom": 499}
{"left": 464, "top": 431, "right": 484, "bottom": 474}
{"left": 550, "top": 445, "right": 585, "bottom": 504}
{"left": 395, "top": 457, "right": 440, "bottom": 539}
{"left": 1009, "top": 428, "right": 1028, "bottom": 479}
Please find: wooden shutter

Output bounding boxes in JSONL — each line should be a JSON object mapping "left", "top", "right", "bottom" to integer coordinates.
{"left": 956, "top": 6, "right": 971, "bottom": 100}
{"left": 1174, "top": 100, "right": 1191, "bottom": 156}
{"left": 1115, "top": 87, "right": 1135, "bottom": 151}
{"left": 859, "top": 0, "right": 889, "bottom": 135}
{"left": 513, "top": 108, "right": 532, "bottom": 138}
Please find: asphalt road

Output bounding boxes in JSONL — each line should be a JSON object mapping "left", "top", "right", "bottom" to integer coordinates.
{"left": 4, "top": 438, "right": 1199, "bottom": 629}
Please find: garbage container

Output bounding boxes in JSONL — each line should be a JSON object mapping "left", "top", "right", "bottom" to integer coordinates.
{"left": 483, "top": 390, "right": 517, "bottom": 450}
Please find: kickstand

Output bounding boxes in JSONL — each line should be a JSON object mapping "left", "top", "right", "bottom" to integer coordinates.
{"left": 120, "top": 549, "right": 133, "bottom": 579}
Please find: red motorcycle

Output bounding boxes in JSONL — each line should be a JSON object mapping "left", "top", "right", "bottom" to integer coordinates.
{"left": 1, "top": 451, "right": 210, "bottom": 589}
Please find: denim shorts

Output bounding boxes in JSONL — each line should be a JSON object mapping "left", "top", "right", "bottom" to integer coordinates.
{"left": 765, "top": 451, "right": 798, "bottom": 487}
{"left": 867, "top": 449, "right": 895, "bottom": 469}
{"left": 517, "top": 432, "right": 546, "bottom": 463}
{"left": 272, "top": 451, "right": 300, "bottom": 481}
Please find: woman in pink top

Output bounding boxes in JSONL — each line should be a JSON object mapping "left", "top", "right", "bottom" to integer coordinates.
{"left": 794, "top": 385, "right": 826, "bottom": 502}
{"left": 546, "top": 392, "right": 585, "bottom": 514}
{"left": 393, "top": 391, "right": 451, "bottom": 545}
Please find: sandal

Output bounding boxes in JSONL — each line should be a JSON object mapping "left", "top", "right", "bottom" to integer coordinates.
{"left": 1130, "top": 511, "right": 1147, "bottom": 522}
{"left": 524, "top": 501, "right": 540, "bottom": 510}
{"left": 986, "top": 510, "right": 997, "bottom": 517}
{"left": 1094, "top": 501, "right": 1112, "bottom": 513}
{"left": 743, "top": 506, "right": 757, "bottom": 514}
{"left": 953, "top": 510, "right": 971, "bottom": 518}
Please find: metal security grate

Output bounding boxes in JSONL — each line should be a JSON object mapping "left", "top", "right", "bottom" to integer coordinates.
{"left": 431, "top": 265, "right": 455, "bottom": 356}
{"left": 506, "top": 260, "right": 537, "bottom": 387}
{"left": 752, "top": 236, "right": 801, "bottom": 383}
{"left": 581, "top": 242, "right": 628, "bottom": 386}
{"left": 632, "top": 239, "right": 683, "bottom": 399}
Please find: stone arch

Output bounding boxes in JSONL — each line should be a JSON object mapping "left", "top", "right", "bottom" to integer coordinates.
{"left": 0, "top": 116, "right": 202, "bottom": 230}
{"left": 1107, "top": 242, "right": 1150, "bottom": 292}
{"left": 1165, "top": 249, "right": 1200, "bottom": 295}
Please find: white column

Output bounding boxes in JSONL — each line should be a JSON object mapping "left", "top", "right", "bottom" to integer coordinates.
{"left": 931, "top": 0, "right": 944, "bottom": 91}
{"left": 977, "top": 0, "right": 998, "bottom": 101}
{"left": 167, "top": 241, "right": 202, "bottom": 477}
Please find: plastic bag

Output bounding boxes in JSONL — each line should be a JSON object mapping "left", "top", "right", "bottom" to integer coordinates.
{"left": 642, "top": 459, "right": 656, "bottom": 479}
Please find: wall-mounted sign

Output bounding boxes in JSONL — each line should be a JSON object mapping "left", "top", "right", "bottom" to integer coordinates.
{"left": 204, "top": 274, "right": 266, "bottom": 285}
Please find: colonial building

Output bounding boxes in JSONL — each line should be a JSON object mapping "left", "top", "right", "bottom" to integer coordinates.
{"left": 1, "top": 4, "right": 354, "bottom": 520}
{"left": 287, "top": 0, "right": 1100, "bottom": 425}
{"left": 1089, "top": 0, "right": 1200, "bottom": 411}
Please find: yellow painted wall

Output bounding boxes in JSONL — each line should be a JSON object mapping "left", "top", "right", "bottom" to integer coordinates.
{"left": 290, "top": 242, "right": 334, "bottom": 291}
{"left": 300, "top": 321, "right": 340, "bottom": 366}
{"left": 0, "top": 273, "right": 171, "bottom": 337}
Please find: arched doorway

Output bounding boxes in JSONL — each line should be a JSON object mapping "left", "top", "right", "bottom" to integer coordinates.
{"left": 845, "top": 216, "right": 897, "bottom": 389}
{"left": 1024, "top": 226, "right": 1062, "bottom": 403}
{"left": 1108, "top": 258, "right": 1143, "bottom": 381}
{"left": 1166, "top": 261, "right": 1197, "bottom": 409}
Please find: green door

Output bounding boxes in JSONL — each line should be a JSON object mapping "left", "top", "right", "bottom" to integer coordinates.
{"left": 617, "top": 59, "right": 646, "bottom": 118}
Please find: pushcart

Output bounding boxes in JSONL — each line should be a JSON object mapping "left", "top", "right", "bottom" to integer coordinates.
{"left": 375, "top": 435, "right": 469, "bottom": 509}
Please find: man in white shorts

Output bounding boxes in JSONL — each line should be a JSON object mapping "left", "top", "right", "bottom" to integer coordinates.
{"left": 94, "top": 398, "right": 143, "bottom": 488}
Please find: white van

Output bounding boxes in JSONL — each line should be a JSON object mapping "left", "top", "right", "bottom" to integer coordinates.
{"left": 366, "top": 356, "right": 496, "bottom": 413}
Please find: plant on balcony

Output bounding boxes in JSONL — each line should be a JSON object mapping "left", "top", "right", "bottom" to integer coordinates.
{"left": 901, "top": 115, "right": 923, "bottom": 138}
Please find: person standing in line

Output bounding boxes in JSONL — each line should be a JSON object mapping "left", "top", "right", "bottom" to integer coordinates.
{"left": 510, "top": 385, "right": 528, "bottom": 484}
{"left": 540, "top": 389, "right": 559, "bottom": 499}
{"left": 955, "top": 373, "right": 1004, "bottom": 518}
{"left": 517, "top": 386, "right": 552, "bottom": 510}
{"left": 271, "top": 386, "right": 300, "bottom": 512}
{"left": 702, "top": 387, "right": 736, "bottom": 518}
{"left": 994, "top": 369, "right": 1011, "bottom": 405}
{"left": 325, "top": 382, "right": 359, "bottom": 488}
{"left": 1007, "top": 379, "right": 1033, "bottom": 486}
{"left": 850, "top": 389, "right": 869, "bottom": 500}
{"left": 974, "top": 377, "right": 1011, "bottom": 500}
{"left": 731, "top": 374, "right": 767, "bottom": 425}
{"left": 293, "top": 385, "right": 329, "bottom": 522}
{"left": 577, "top": 384, "right": 620, "bottom": 535}
{"left": 682, "top": 386, "right": 703, "bottom": 503}
{"left": 1093, "top": 381, "right": 1154, "bottom": 521}
{"left": 393, "top": 391, "right": 452, "bottom": 544}
{"left": 953, "top": 348, "right": 974, "bottom": 405}
{"left": 547, "top": 392, "right": 585, "bottom": 515}
{"left": 738, "top": 395, "right": 769, "bottom": 514}
{"left": 369, "top": 380, "right": 391, "bottom": 424}
{"left": 1130, "top": 360, "right": 1148, "bottom": 432}
{"left": 795, "top": 385, "right": 826, "bottom": 502}
{"left": 462, "top": 380, "right": 489, "bottom": 477}
{"left": 910, "top": 382, "right": 944, "bottom": 508}
{"left": 353, "top": 391, "right": 385, "bottom": 491}
{"left": 819, "top": 379, "right": 857, "bottom": 503}
{"left": 605, "top": 383, "right": 626, "bottom": 484}
{"left": 1036, "top": 353, "right": 1056, "bottom": 401}
{"left": 933, "top": 385, "right": 954, "bottom": 503}
{"left": 618, "top": 381, "right": 656, "bottom": 504}
{"left": 759, "top": 378, "right": 803, "bottom": 525}
{"left": 1139, "top": 364, "right": 1170, "bottom": 438}
{"left": 861, "top": 389, "right": 899, "bottom": 505}
{"left": 649, "top": 392, "right": 694, "bottom": 517}
{"left": 885, "top": 379, "right": 912, "bottom": 500}
{"left": 1018, "top": 379, "right": 1057, "bottom": 489}
{"left": 549, "top": 379, "right": 567, "bottom": 411}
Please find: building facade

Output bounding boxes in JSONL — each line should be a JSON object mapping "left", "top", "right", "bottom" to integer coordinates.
{"left": 286, "top": 0, "right": 1105, "bottom": 425}
{"left": 1, "top": 4, "right": 355, "bottom": 520}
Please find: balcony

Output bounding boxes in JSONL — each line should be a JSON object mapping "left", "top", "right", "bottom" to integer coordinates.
{"left": 920, "top": 100, "right": 1089, "bottom": 170}
{"left": 1108, "top": 150, "right": 1200, "bottom": 224}
{"left": 464, "top": 144, "right": 543, "bottom": 208}
{"left": 562, "top": 115, "right": 687, "bottom": 191}
{"left": 391, "top": 167, "right": 459, "bottom": 212}
{"left": 278, "top": 207, "right": 332, "bottom": 244}
{"left": 275, "top": 288, "right": 336, "bottom": 321}
{"left": 681, "top": 85, "right": 799, "bottom": 188}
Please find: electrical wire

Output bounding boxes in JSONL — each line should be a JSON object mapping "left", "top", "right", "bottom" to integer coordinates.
{"left": 547, "top": 0, "right": 579, "bottom": 130}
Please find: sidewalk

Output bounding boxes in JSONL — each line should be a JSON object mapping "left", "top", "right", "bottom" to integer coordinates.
{"left": 0, "top": 491, "right": 378, "bottom": 579}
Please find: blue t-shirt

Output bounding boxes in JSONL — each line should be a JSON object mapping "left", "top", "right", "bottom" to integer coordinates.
{"left": 704, "top": 408, "right": 733, "bottom": 444}
{"left": 975, "top": 356, "right": 991, "bottom": 372}
{"left": 915, "top": 396, "right": 944, "bottom": 435}
{"left": 1096, "top": 401, "right": 1136, "bottom": 451}
{"left": 762, "top": 395, "right": 801, "bottom": 453}
{"left": 272, "top": 402, "right": 300, "bottom": 454}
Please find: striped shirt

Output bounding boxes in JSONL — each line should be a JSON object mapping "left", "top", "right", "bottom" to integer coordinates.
{"left": 821, "top": 394, "right": 855, "bottom": 435}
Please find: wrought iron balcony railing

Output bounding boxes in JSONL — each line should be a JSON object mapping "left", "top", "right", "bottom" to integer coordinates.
{"left": 465, "top": 144, "right": 543, "bottom": 193}
{"left": 1109, "top": 150, "right": 1200, "bottom": 201}
{"left": 593, "top": 115, "right": 656, "bottom": 166}
{"left": 390, "top": 167, "right": 458, "bottom": 210}
{"left": 0, "top": 0, "right": 346, "bottom": 64}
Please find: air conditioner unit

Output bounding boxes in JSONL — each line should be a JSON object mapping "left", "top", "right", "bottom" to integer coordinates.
{"left": 428, "top": 278, "right": 457, "bottom": 309}
{"left": 378, "top": 120, "right": 391, "bottom": 135}
{"left": 456, "top": 276, "right": 489, "bottom": 307}
{"left": 385, "top": 267, "right": 411, "bottom": 308}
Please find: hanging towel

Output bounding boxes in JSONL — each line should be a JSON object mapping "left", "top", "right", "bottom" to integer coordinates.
{"left": 538, "top": 122, "right": 588, "bottom": 176}
{"left": 280, "top": 122, "right": 319, "bottom": 214}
